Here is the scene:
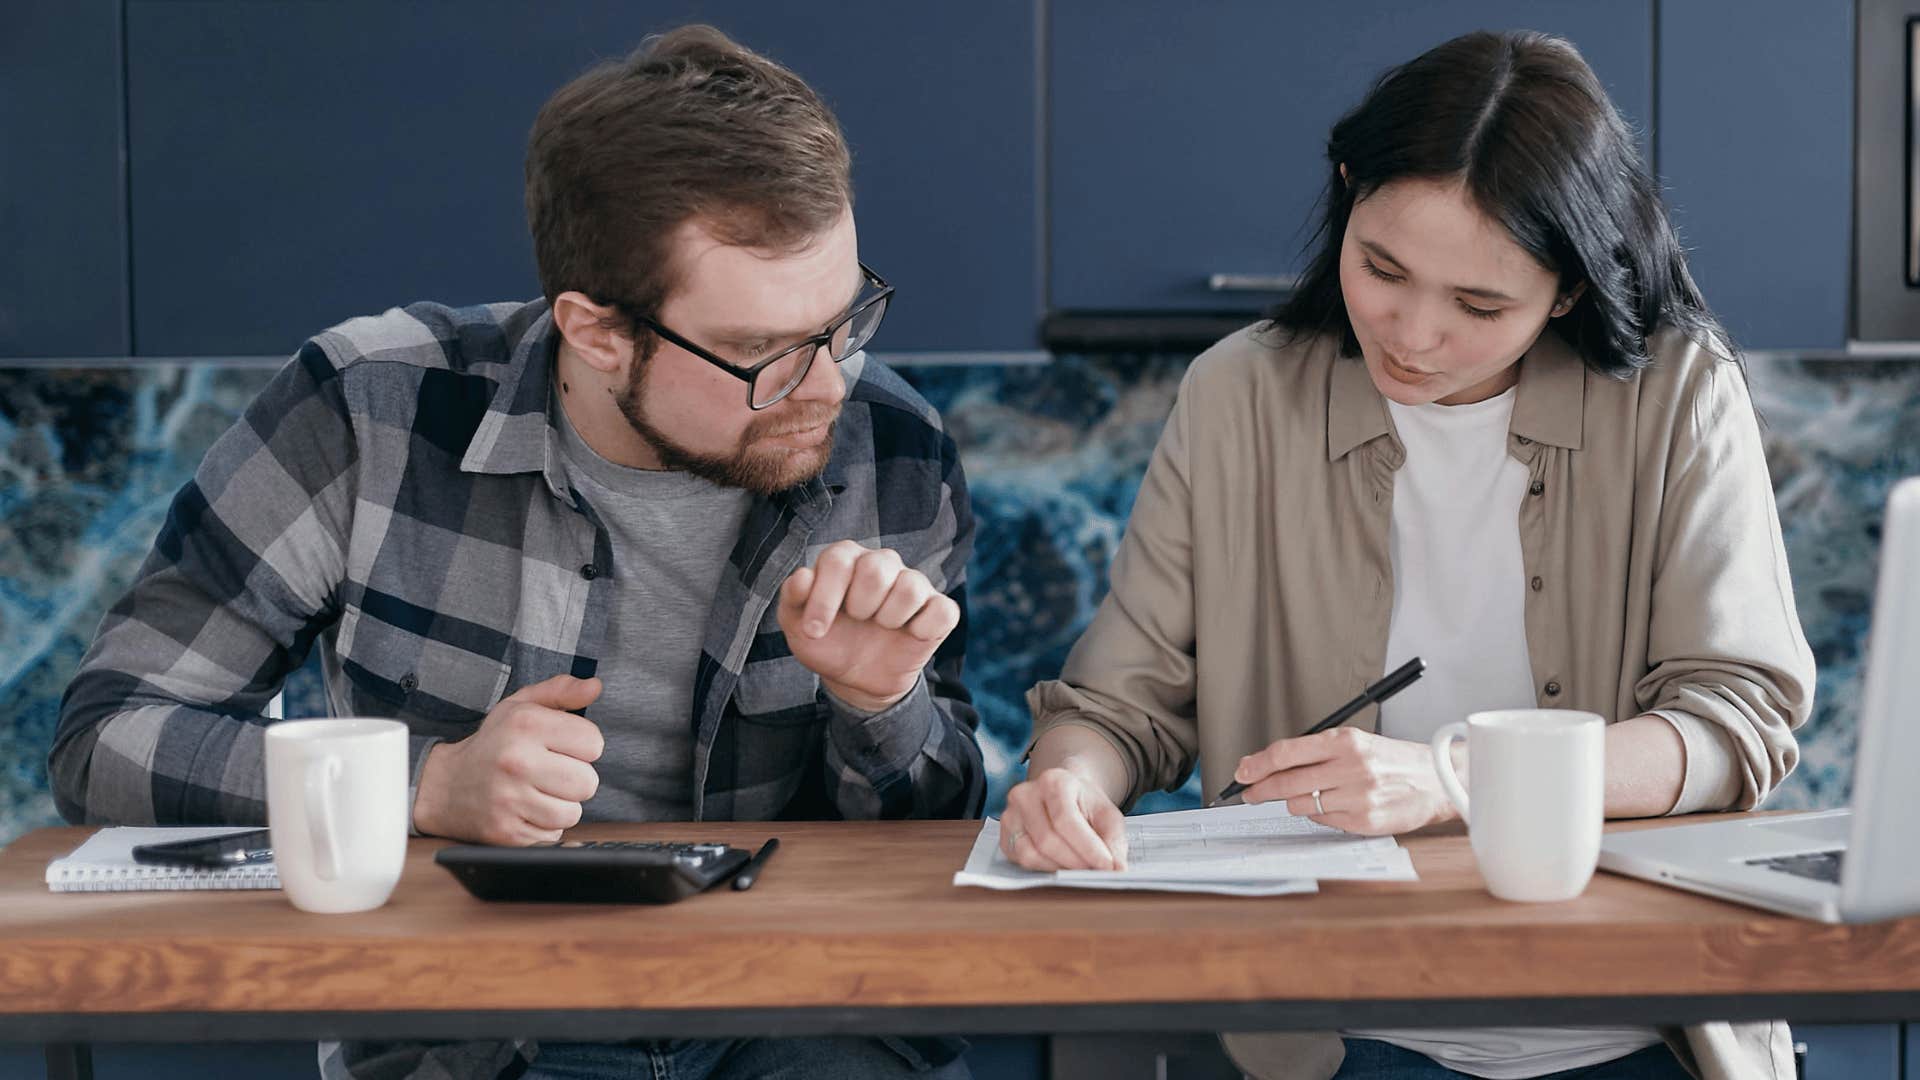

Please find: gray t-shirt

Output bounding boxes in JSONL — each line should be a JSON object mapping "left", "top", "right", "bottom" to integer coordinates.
{"left": 554, "top": 403, "right": 753, "bottom": 821}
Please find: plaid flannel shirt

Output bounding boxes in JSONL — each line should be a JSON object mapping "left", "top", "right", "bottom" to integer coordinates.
{"left": 49, "top": 299, "right": 983, "bottom": 1078}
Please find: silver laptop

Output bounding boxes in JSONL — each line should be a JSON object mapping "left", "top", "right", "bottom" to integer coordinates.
{"left": 1598, "top": 476, "right": 1920, "bottom": 923}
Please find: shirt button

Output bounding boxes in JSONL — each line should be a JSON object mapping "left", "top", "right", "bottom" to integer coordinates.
{"left": 1529, "top": 575, "right": 1544, "bottom": 592}
{"left": 399, "top": 673, "right": 418, "bottom": 694}
{"left": 1544, "top": 681, "right": 1562, "bottom": 697}
{"left": 580, "top": 563, "right": 599, "bottom": 580}
{"left": 1529, "top": 480, "right": 1545, "bottom": 497}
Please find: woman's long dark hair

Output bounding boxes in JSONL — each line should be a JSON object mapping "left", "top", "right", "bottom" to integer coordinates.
{"left": 1269, "top": 30, "right": 1727, "bottom": 376}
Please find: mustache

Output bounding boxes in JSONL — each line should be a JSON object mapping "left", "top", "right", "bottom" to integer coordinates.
{"left": 750, "top": 403, "right": 840, "bottom": 439}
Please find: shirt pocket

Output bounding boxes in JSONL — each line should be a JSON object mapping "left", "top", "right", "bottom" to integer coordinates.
{"left": 725, "top": 663, "right": 829, "bottom": 813}
{"left": 337, "top": 604, "right": 512, "bottom": 727}
{"left": 731, "top": 656, "right": 824, "bottom": 722}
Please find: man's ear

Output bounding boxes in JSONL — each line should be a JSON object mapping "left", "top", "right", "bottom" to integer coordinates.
{"left": 551, "top": 291, "right": 632, "bottom": 375}
{"left": 1551, "top": 281, "right": 1588, "bottom": 319}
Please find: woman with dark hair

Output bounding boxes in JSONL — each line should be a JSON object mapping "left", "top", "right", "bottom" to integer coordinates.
{"left": 1006, "top": 29, "right": 1811, "bottom": 1080}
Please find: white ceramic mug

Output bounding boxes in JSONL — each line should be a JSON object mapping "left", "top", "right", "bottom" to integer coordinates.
{"left": 265, "top": 718, "right": 408, "bottom": 913}
{"left": 1430, "top": 709, "right": 1604, "bottom": 902}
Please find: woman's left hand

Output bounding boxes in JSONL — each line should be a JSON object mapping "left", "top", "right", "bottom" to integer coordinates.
{"left": 1231, "top": 726, "right": 1460, "bottom": 835}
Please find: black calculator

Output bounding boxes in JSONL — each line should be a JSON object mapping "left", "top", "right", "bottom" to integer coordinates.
{"left": 434, "top": 840, "right": 752, "bottom": 904}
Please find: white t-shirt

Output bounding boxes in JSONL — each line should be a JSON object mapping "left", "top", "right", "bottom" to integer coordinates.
{"left": 1342, "top": 386, "right": 1661, "bottom": 1078}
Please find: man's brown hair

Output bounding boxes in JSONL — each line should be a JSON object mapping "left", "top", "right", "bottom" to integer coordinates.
{"left": 524, "top": 25, "right": 852, "bottom": 331}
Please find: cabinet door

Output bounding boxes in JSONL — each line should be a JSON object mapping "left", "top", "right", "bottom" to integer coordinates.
{"left": 1048, "top": 2, "right": 1653, "bottom": 312}
{"left": 126, "top": 1, "right": 1037, "bottom": 356}
{"left": 1658, "top": 0, "right": 1852, "bottom": 350}
{"left": 1, "top": 0, "right": 128, "bottom": 358}
{"left": 1796, "top": 1023, "right": 1899, "bottom": 1080}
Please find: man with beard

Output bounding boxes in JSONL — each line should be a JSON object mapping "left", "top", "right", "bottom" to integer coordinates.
{"left": 48, "top": 25, "right": 981, "bottom": 1080}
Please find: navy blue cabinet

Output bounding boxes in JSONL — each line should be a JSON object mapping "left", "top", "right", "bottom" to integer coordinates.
{"left": 1047, "top": 1, "right": 1654, "bottom": 313}
{"left": 1795, "top": 1023, "right": 1900, "bottom": 1080}
{"left": 124, "top": 1, "right": 1037, "bottom": 357}
{"left": 1656, "top": 1, "right": 1853, "bottom": 351}
{"left": 0, "top": 1, "right": 129, "bottom": 358}
{"left": 0, "top": 1, "right": 1866, "bottom": 357}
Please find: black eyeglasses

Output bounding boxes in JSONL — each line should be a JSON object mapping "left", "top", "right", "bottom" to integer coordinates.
{"left": 625, "top": 262, "right": 893, "bottom": 410}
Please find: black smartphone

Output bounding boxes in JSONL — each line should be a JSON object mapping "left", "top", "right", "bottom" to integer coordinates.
{"left": 130, "top": 828, "right": 274, "bottom": 868}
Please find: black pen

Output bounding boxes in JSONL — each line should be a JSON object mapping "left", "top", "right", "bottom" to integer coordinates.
{"left": 731, "top": 838, "right": 781, "bottom": 891}
{"left": 1210, "top": 657, "right": 1427, "bottom": 806}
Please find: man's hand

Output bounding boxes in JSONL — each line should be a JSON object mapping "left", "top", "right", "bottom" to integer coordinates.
{"left": 1232, "top": 726, "right": 1460, "bottom": 836}
{"left": 412, "top": 675, "right": 605, "bottom": 845}
{"left": 777, "top": 540, "right": 960, "bottom": 713}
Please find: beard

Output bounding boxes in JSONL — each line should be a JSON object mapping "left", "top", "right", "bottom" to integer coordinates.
{"left": 613, "top": 361, "right": 838, "bottom": 496}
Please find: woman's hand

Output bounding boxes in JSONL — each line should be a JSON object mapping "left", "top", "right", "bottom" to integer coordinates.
{"left": 1000, "top": 765, "right": 1130, "bottom": 871}
{"left": 1232, "top": 726, "right": 1461, "bottom": 835}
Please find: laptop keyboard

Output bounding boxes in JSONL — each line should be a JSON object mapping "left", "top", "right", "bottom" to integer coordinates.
{"left": 1748, "top": 849, "right": 1844, "bottom": 884}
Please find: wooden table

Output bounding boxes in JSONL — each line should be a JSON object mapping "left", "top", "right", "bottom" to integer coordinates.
{"left": 4, "top": 817, "right": 1919, "bottom": 1078}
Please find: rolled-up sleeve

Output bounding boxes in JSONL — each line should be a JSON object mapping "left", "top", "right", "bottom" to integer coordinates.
{"left": 1026, "top": 368, "right": 1203, "bottom": 810}
{"left": 1636, "top": 358, "right": 1815, "bottom": 814}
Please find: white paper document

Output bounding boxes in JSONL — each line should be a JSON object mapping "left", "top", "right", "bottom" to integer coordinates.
{"left": 953, "top": 800, "right": 1418, "bottom": 897}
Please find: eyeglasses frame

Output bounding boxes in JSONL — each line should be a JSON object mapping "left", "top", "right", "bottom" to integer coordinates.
{"left": 621, "top": 262, "right": 893, "bottom": 411}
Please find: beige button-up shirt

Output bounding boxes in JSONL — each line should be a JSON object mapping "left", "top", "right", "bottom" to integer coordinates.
{"left": 1027, "top": 323, "right": 1814, "bottom": 1080}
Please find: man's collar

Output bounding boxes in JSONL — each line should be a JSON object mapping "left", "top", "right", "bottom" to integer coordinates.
{"left": 775, "top": 419, "right": 852, "bottom": 523}
{"left": 808, "top": 350, "right": 862, "bottom": 499}
{"left": 1325, "top": 329, "right": 1587, "bottom": 461}
{"left": 460, "top": 302, "right": 561, "bottom": 481}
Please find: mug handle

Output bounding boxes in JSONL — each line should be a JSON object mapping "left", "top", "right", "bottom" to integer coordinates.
{"left": 304, "top": 755, "right": 344, "bottom": 883}
{"left": 1430, "top": 722, "right": 1470, "bottom": 825}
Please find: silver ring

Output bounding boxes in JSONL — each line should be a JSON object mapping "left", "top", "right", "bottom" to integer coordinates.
{"left": 1311, "top": 789, "right": 1325, "bottom": 815}
{"left": 1007, "top": 827, "right": 1026, "bottom": 847}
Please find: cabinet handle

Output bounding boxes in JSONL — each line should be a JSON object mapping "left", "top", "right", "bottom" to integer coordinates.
{"left": 1207, "top": 273, "right": 1299, "bottom": 292}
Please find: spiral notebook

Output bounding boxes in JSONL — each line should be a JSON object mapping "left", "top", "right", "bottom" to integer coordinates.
{"left": 46, "top": 826, "right": 280, "bottom": 892}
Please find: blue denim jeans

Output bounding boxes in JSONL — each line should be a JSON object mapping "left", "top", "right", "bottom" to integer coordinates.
{"left": 1332, "top": 1039, "right": 1693, "bottom": 1080}
{"left": 522, "top": 1037, "right": 972, "bottom": 1080}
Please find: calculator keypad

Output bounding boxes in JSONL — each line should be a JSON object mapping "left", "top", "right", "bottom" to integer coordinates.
{"left": 554, "top": 840, "right": 733, "bottom": 868}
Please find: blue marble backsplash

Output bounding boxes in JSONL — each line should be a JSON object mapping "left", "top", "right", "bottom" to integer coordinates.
{"left": 2, "top": 350, "right": 1916, "bottom": 842}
